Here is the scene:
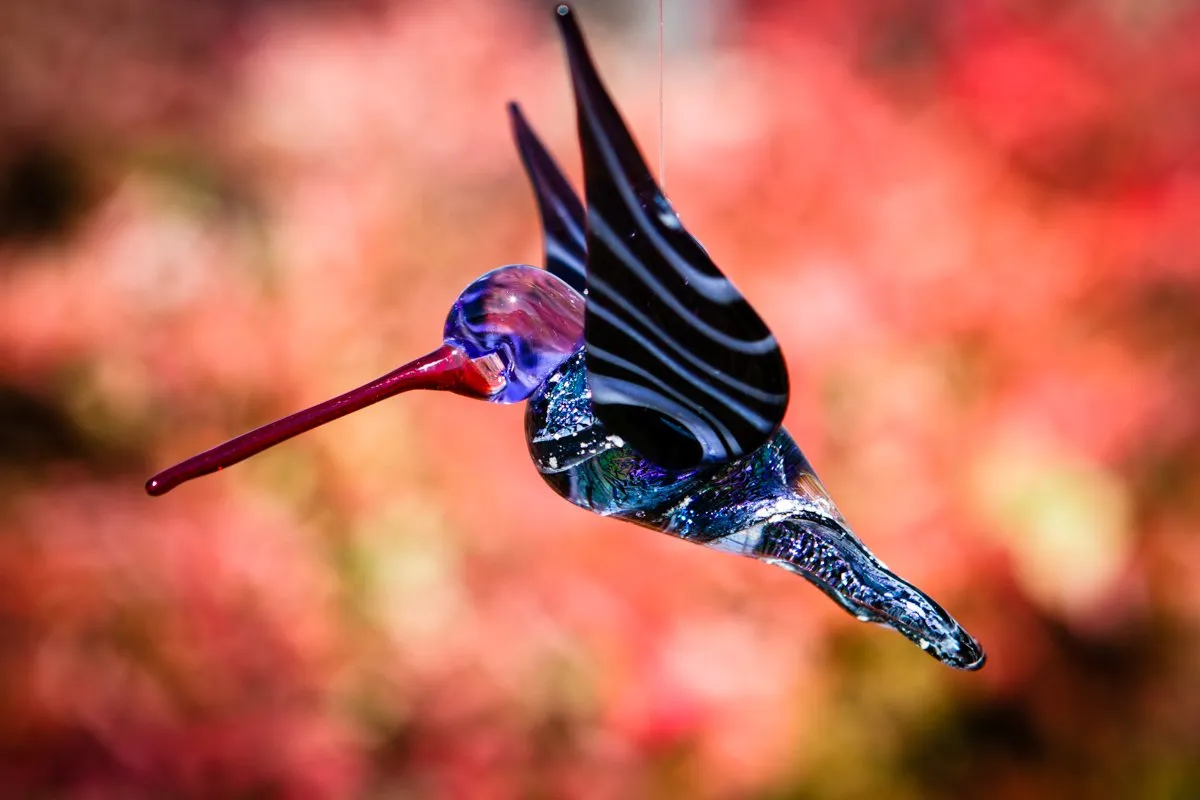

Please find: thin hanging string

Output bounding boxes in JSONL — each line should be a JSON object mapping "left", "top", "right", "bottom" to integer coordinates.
{"left": 658, "top": 0, "right": 665, "bottom": 189}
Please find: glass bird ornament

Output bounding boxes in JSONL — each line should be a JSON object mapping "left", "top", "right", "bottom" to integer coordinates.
{"left": 148, "top": 5, "right": 985, "bottom": 671}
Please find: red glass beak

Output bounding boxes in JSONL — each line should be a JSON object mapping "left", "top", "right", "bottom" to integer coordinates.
{"left": 145, "top": 344, "right": 505, "bottom": 496}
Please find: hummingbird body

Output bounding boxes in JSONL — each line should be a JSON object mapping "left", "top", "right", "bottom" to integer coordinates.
{"left": 527, "top": 350, "right": 985, "bottom": 670}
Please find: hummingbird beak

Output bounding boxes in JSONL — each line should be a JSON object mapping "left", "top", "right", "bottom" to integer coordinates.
{"left": 145, "top": 344, "right": 505, "bottom": 496}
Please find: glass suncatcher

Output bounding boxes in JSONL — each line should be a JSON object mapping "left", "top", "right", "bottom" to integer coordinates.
{"left": 148, "top": 5, "right": 985, "bottom": 671}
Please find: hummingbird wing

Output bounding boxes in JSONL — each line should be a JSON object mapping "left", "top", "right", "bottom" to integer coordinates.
{"left": 555, "top": 6, "right": 789, "bottom": 470}
{"left": 508, "top": 102, "right": 588, "bottom": 296}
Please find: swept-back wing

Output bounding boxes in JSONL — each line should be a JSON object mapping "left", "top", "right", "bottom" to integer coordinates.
{"left": 555, "top": 5, "right": 789, "bottom": 470}
{"left": 508, "top": 102, "right": 588, "bottom": 295}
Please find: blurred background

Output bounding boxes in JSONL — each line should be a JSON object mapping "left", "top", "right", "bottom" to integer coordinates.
{"left": 1, "top": 0, "right": 1198, "bottom": 797}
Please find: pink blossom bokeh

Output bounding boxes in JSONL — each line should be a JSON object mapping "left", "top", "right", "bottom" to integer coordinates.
{"left": 1, "top": 0, "right": 1198, "bottom": 797}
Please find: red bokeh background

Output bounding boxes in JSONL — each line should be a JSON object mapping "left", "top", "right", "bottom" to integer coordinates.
{"left": 1, "top": 0, "right": 1197, "bottom": 797}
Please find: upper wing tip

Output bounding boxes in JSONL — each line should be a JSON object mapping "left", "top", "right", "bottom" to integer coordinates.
{"left": 507, "top": 101, "right": 528, "bottom": 134}
{"left": 554, "top": 3, "right": 585, "bottom": 52}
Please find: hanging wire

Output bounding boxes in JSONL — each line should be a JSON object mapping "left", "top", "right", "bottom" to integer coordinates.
{"left": 658, "top": 0, "right": 665, "bottom": 189}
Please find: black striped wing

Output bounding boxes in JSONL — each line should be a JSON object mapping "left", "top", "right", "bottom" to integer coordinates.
{"left": 556, "top": 6, "right": 789, "bottom": 470}
{"left": 508, "top": 102, "right": 588, "bottom": 296}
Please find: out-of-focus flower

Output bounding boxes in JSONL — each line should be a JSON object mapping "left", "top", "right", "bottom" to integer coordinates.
{"left": 1, "top": 0, "right": 1198, "bottom": 797}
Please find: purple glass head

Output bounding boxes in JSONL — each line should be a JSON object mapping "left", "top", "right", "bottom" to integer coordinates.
{"left": 445, "top": 265, "right": 584, "bottom": 403}
{"left": 146, "top": 265, "right": 584, "bottom": 495}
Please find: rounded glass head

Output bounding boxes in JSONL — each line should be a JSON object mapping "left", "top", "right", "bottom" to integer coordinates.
{"left": 443, "top": 264, "right": 585, "bottom": 403}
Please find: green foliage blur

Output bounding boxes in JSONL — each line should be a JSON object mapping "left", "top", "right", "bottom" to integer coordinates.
{"left": 1, "top": 0, "right": 1197, "bottom": 797}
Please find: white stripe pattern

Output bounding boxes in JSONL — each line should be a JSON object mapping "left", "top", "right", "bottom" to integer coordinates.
{"left": 556, "top": 6, "right": 789, "bottom": 469}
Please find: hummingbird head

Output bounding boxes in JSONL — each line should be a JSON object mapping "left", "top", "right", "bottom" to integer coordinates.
{"left": 146, "top": 265, "right": 583, "bottom": 496}
{"left": 443, "top": 265, "right": 584, "bottom": 403}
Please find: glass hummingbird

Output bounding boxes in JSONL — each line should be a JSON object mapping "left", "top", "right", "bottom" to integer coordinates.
{"left": 148, "top": 5, "right": 985, "bottom": 671}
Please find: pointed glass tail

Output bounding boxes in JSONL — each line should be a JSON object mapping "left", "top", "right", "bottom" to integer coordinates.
{"left": 755, "top": 514, "right": 986, "bottom": 671}
{"left": 145, "top": 344, "right": 504, "bottom": 496}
